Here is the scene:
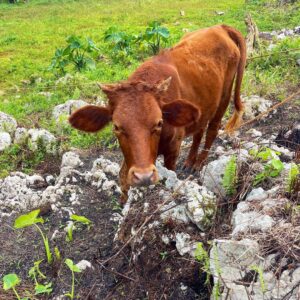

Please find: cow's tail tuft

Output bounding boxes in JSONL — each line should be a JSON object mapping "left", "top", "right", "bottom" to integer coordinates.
{"left": 223, "top": 25, "right": 246, "bottom": 135}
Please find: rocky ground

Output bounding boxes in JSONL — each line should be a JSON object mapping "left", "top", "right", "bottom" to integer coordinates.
{"left": 0, "top": 89, "right": 299, "bottom": 299}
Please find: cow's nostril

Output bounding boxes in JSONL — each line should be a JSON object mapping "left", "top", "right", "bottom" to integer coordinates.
{"left": 133, "top": 171, "right": 155, "bottom": 185}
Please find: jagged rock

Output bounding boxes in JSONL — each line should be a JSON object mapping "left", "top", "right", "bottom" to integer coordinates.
{"left": 28, "top": 128, "right": 57, "bottom": 153}
{"left": 76, "top": 260, "right": 93, "bottom": 271}
{"left": 14, "top": 127, "right": 28, "bottom": 144}
{"left": 246, "top": 187, "right": 268, "bottom": 202}
{"left": 27, "top": 174, "right": 46, "bottom": 188}
{"left": 61, "top": 151, "right": 83, "bottom": 169}
{"left": 201, "top": 155, "right": 231, "bottom": 195}
{"left": 210, "top": 239, "right": 263, "bottom": 300}
{"left": 91, "top": 156, "right": 120, "bottom": 177}
{"left": 52, "top": 99, "right": 88, "bottom": 122}
{"left": 175, "top": 232, "right": 196, "bottom": 256}
{"left": 0, "top": 111, "right": 17, "bottom": 134}
{"left": 247, "top": 128, "right": 263, "bottom": 138}
{"left": 0, "top": 132, "right": 11, "bottom": 151}
{"left": 243, "top": 95, "right": 272, "bottom": 120}
{"left": 231, "top": 202, "right": 275, "bottom": 237}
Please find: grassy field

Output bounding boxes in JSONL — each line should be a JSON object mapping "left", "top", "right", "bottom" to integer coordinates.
{"left": 0, "top": 0, "right": 299, "bottom": 176}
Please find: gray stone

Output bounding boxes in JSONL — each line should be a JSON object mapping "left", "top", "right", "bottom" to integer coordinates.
{"left": 175, "top": 232, "right": 196, "bottom": 256}
{"left": 28, "top": 128, "right": 57, "bottom": 153}
{"left": 246, "top": 187, "right": 268, "bottom": 202}
{"left": 61, "top": 151, "right": 83, "bottom": 169}
{"left": 201, "top": 155, "right": 231, "bottom": 195}
{"left": 52, "top": 99, "right": 88, "bottom": 122}
{"left": 0, "top": 111, "right": 17, "bottom": 134}
{"left": 243, "top": 95, "right": 272, "bottom": 120}
{"left": 0, "top": 132, "right": 11, "bottom": 151}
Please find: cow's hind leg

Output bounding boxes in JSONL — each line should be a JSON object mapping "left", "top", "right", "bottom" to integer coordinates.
{"left": 182, "top": 128, "right": 205, "bottom": 171}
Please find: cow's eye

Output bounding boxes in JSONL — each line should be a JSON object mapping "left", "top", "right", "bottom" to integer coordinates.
{"left": 157, "top": 120, "right": 163, "bottom": 128}
{"left": 113, "top": 124, "right": 120, "bottom": 132}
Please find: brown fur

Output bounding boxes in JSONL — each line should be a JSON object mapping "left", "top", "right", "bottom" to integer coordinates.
{"left": 69, "top": 25, "right": 247, "bottom": 202}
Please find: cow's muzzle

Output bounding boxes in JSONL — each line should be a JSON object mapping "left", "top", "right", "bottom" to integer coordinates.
{"left": 128, "top": 165, "right": 158, "bottom": 187}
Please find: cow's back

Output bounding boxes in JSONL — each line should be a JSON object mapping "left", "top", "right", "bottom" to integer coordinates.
{"left": 167, "top": 25, "right": 241, "bottom": 116}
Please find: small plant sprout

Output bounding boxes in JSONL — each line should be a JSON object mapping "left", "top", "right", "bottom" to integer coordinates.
{"left": 54, "top": 246, "right": 61, "bottom": 261}
{"left": 222, "top": 155, "right": 238, "bottom": 195}
{"left": 250, "top": 265, "right": 266, "bottom": 294}
{"left": 194, "top": 242, "right": 210, "bottom": 285}
{"left": 14, "top": 209, "right": 53, "bottom": 264}
{"left": 160, "top": 251, "right": 168, "bottom": 260}
{"left": 2, "top": 273, "right": 26, "bottom": 300}
{"left": 65, "top": 258, "right": 82, "bottom": 299}
{"left": 66, "top": 214, "right": 92, "bottom": 242}
{"left": 28, "top": 260, "right": 53, "bottom": 296}
{"left": 286, "top": 163, "right": 299, "bottom": 193}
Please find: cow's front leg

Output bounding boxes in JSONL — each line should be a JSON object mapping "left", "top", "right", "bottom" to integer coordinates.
{"left": 183, "top": 129, "right": 205, "bottom": 171}
{"left": 119, "top": 160, "right": 129, "bottom": 205}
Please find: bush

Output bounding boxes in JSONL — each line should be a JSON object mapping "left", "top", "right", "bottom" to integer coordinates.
{"left": 49, "top": 36, "right": 99, "bottom": 75}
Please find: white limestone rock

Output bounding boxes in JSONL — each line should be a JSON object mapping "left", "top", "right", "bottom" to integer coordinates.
{"left": 246, "top": 187, "right": 268, "bottom": 202}
{"left": 0, "top": 111, "right": 17, "bottom": 134}
{"left": 243, "top": 95, "right": 272, "bottom": 120}
{"left": 52, "top": 99, "right": 88, "bottom": 122}
{"left": 61, "top": 151, "right": 83, "bottom": 169}
{"left": 175, "top": 232, "right": 197, "bottom": 256}
{"left": 28, "top": 128, "right": 57, "bottom": 153}
{"left": 91, "top": 156, "right": 120, "bottom": 177}
{"left": 0, "top": 132, "right": 11, "bottom": 151}
{"left": 201, "top": 155, "right": 231, "bottom": 195}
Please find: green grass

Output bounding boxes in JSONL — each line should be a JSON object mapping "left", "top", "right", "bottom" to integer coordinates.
{"left": 0, "top": 0, "right": 299, "bottom": 176}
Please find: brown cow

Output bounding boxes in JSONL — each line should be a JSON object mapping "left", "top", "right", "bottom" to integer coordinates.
{"left": 69, "top": 24, "right": 246, "bottom": 203}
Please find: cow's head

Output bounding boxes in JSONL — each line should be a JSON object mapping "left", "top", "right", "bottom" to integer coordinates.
{"left": 69, "top": 78, "right": 200, "bottom": 187}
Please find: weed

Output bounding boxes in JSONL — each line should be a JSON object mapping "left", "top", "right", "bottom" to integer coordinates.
{"left": 49, "top": 35, "right": 99, "bottom": 75}
{"left": 64, "top": 258, "right": 82, "bottom": 299}
{"left": 28, "top": 260, "right": 53, "bottom": 296}
{"left": 66, "top": 214, "right": 92, "bottom": 242}
{"left": 194, "top": 242, "right": 210, "bottom": 285}
{"left": 222, "top": 155, "right": 238, "bottom": 195}
{"left": 286, "top": 163, "right": 299, "bottom": 194}
{"left": 137, "top": 21, "right": 170, "bottom": 55}
{"left": 2, "top": 273, "right": 27, "bottom": 300}
{"left": 14, "top": 209, "right": 53, "bottom": 264}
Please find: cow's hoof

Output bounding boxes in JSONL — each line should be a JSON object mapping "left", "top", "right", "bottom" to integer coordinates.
{"left": 181, "top": 164, "right": 192, "bottom": 174}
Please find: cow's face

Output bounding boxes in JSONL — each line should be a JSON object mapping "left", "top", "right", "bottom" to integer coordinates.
{"left": 69, "top": 78, "right": 200, "bottom": 187}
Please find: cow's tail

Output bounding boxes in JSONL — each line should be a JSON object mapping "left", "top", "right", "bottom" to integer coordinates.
{"left": 223, "top": 25, "right": 247, "bottom": 135}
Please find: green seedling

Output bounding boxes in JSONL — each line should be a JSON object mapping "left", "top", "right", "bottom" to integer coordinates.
{"left": 2, "top": 273, "right": 28, "bottom": 300}
{"left": 286, "top": 163, "right": 299, "bottom": 193}
{"left": 14, "top": 209, "right": 53, "bottom": 264}
{"left": 195, "top": 242, "right": 211, "bottom": 285}
{"left": 28, "top": 260, "right": 52, "bottom": 295}
{"left": 160, "top": 251, "right": 168, "bottom": 260}
{"left": 65, "top": 258, "right": 82, "bottom": 299}
{"left": 66, "top": 214, "right": 92, "bottom": 242}
{"left": 54, "top": 246, "right": 61, "bottom": 261}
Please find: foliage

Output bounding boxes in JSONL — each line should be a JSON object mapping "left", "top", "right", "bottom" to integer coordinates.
{"left": 138, "top": 21, "right": 170, "bottom": 55}
{"left": 28, "top": 259, "right": 53, "bottom": 295}
{"left": 64, "top": 259, "right": 82, "bottom": 299}
{"left": 49, "top": 35, "right": 99, "bottom": 74}
{"left": 222, "top": 155, "right": 238, "bottom": 195}
{"left": 2, "top": 273, "right": 26, "bottom": 300}
{"left": 66, "top": 214, "right": 92, "bottom": 242}
{"left": 250, "top": 147, "right": 285, "bottom": 185}
{"left": 14, "top": 209, "right": 53, "bottom": 264}
{"left": 194, "top": 242, "right": 210, "bottom": 285}
{"left": 286, "top": 163, "right": 299, "bottom": 193}
{"left": 104, "top": 26, "right": 135, "bottom": 55}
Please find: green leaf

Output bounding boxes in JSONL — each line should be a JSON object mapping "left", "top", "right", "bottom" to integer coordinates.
{"left": 70, "top": 214, "right": 92, "bottom": 225}
{"left": 270, "top": 159, "right": 284, "bottom": 171}
{"left": 3, "top": 273, "right": 20, "bottom": 290}
{"left": 14, "top": 209, "right": 44, "bottom": 229}
{"left": 35, "top": 283, "right": 53, "bottom": 295}
{"left": 65, "top": 259, "right": 81, "bottom": 273}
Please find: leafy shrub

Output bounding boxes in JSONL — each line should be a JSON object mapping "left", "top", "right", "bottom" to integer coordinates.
{"left": 49, "top": 36, "right": 99, "bottom": 74}
{"left": 104, "top": 26, "right": 135, "bottom": 55}
{"left": 138, "top": 21, "right": 170, "bottom": 55}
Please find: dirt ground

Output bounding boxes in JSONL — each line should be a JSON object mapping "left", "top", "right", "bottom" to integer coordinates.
{"left": 0, "top": 98, "right": 299, "bottom": 300}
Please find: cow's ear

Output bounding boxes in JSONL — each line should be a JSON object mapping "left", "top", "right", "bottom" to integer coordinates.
{"left": 162, "top": 100, "right": 200, "bottom": 127}
{"left": 69, "top": 105, "right": 111, "bottom": 132}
